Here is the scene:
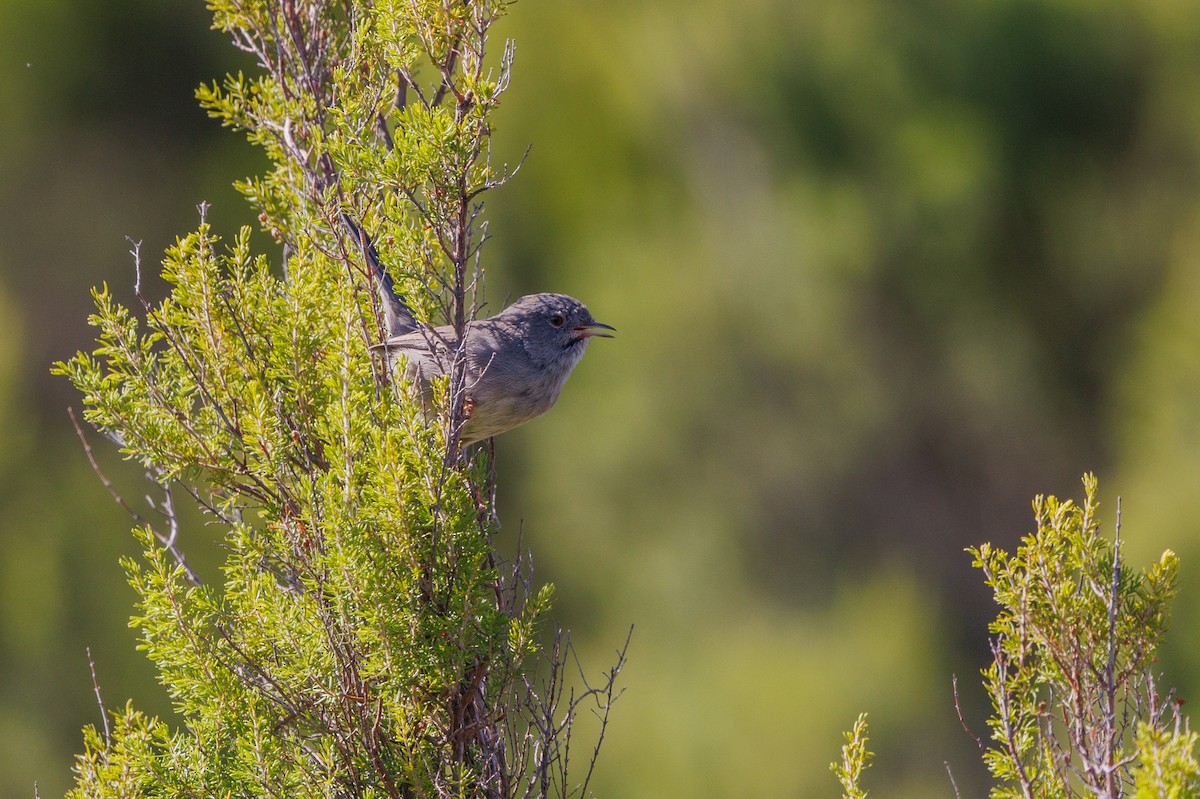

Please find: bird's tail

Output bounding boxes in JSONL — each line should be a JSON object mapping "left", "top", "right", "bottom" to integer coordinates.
{"left": 341, "top": 214, "right": 418, "bottom": 336}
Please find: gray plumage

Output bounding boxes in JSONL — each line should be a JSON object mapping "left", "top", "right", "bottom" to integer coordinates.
{"left": 341, "top": 216, "right": 613, "bottom": 442}
{"left": 373, "top": 293, "right": 614, "bottom": 444}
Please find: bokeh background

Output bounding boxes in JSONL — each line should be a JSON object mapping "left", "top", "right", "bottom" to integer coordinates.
{"left": 4, "top": 0, "right": 1200, "bottom": 796}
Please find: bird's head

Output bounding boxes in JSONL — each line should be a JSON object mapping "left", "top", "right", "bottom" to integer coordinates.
{"left": 502, "top": 293, "right": 615, "bottom": 367}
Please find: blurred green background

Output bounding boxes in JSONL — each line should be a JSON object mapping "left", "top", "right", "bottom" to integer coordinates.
{"left": 4, "top": 0, "right": 1200, "bottom": 796}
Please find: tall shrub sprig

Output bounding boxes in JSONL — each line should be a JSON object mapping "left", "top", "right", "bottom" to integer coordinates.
{"left": 54, "top": 2, "right": 625, "bottom": 798}
{"left": 971, "top": 474, "right": 1183, "bottom": 798}
{"left": 831, "top": 475, "right": 1199, "bottom": 798}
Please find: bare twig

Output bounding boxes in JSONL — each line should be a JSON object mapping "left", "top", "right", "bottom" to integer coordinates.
{"left": 945, "top": 762, "right": 963, "bottom": 799}
{"left": 574, "top": 627, "right": 632, "bottom": 798}
{"left": 86, "top": 647, "right": 111, "bottom": 744}
{"left": 952, "top": 674, "right": 984, "bottom": 751}
{"left": 67, "top": 407, "right": 202, "bottom": 586}
{"left": 126, "top": 237, "right": 144, "bottom": 296}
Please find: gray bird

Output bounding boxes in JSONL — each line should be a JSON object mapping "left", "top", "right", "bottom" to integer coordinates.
{"left": 342, "top": 216, "right": 614, "bottom": 443}
{"left": 373, "top": 293, "right": 615, "bottom": 443}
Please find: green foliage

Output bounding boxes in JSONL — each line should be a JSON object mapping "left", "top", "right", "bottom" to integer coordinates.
{"left": 834, "top": 475, "right": 1200, "bottom": 798}
{"left": 11, "top": 0, "right": 1200, "bottom": 795}
{"left": 969, "top": 474, "right": 1183, "bottom": 798}
{"left": 52, "top": 1, "right": 619, "bottom": 798}
{"left": 197, "top": 0, "right": 514, "bottom": 330}
{"left": 1132, "top": 722, "right": 1200, "bottom": 799}
{"left": 831, "top": 713, "right": 872, "bottom": 799}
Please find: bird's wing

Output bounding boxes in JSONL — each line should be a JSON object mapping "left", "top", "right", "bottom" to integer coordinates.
{"left": 372, "top": 326, "right": 461, "bottom": 380}
{"left": 372, "top": 321, "right": 514, "bottom": 389}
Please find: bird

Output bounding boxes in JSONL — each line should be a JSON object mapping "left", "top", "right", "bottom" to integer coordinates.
{"left": 373, "top": 293, "right": 614, "bottom": 443}
{"left": 342, "top": 216, "right": 614, "bottom": 444}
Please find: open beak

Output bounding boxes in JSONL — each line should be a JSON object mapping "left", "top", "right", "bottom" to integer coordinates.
{"left": 573, "top": 321, "right": 616, "bottom": 340}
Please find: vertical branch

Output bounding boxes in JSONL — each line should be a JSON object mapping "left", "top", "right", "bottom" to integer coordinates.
{"left": 1102, "top": 497, "right": 1123, "bottom": 799}
{"left": 990, "top": 641, "right": 1037, "bottom": 799}
{"left": 86, "top": 647, "right": 111, "bottom": 745}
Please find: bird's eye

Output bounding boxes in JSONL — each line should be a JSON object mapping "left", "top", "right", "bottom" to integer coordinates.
{"left": 549, "top": 313, "right": 566, "bottom": 328}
